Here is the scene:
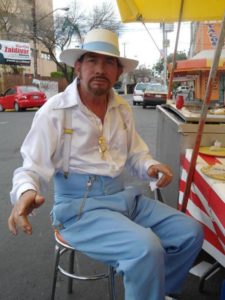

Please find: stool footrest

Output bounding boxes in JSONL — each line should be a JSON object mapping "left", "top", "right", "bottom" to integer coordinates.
{"left": 58, "top": 265, "right": 109, "bottom": 281}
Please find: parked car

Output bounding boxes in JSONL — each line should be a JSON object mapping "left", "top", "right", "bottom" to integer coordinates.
{"left": 143, "top": 83, "right": 168, "bottom": 108}
{"left": 0, "top": 85, "right": 47, "bottom": 112}
{"left": 133, "top": 82, "right": 148, "bottom": 105}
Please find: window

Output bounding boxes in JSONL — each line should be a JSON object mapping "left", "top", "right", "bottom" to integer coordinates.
{"left": 40, "top": 51, "right": 51, "bottom": 60}
{"left": 5, "top": 88, "right": 16, "bottom": 95}
{"left": 19, "top": 86, "right": 40, "bottom": 93}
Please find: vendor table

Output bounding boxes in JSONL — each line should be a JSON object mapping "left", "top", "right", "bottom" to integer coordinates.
{"left": 156, "top": 105, "right": 225, "bottom": 208}
{"left": 178, "top": 149, "right": 225, "bottom": 268}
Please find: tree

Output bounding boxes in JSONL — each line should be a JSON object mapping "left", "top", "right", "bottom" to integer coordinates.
{"left": 133, "top": 65, "right": 153, "bottom": 83}
{"left": 0, "top": 0, "right": 121, "bottom": 82}
{"left": 0, "top": 0, "right": 32, "bottom": 74}
{"left": 33, "top": 0, "right": 121, "bottom": 83}
{"left": 152, "top": 51, "right": 187, "bottom": 76}
{"left": 0, "top": 0, "right": 31, "bottom": 40}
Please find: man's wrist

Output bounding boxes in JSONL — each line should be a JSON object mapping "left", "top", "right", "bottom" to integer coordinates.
{"left": 20, "top": 189, "right": 36, "bottom": 197}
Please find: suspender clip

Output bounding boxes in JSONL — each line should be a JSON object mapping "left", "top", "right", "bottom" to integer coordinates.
{"left": 64, "top": 128, "right": 73, "bottom": 134}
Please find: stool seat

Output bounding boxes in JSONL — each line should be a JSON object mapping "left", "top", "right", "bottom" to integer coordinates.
{"left": 51, "top": 230, "right": 116, "bottom": 300}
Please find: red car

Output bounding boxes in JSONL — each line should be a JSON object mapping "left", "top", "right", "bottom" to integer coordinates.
{"left": 143, "top": 83, "right": 168, "bottom": 108}
{"left": 0, "top": 85, "right": 47, "bottom": 112}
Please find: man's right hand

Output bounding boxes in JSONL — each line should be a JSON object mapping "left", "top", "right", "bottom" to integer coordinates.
{"left": 8, "top": 190, "right": 45, "bottom": 236}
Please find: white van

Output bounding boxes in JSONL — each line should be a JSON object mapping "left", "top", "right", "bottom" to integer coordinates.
{"left": 133, "top": 83, "right": 149, "bottom": 105}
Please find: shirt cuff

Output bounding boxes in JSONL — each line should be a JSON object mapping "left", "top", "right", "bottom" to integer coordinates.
{"left": 143, "top": 159, "right": 160, "bottom": 179}
{"left": 16, "top": 184, "right": 37, "bottom": 202}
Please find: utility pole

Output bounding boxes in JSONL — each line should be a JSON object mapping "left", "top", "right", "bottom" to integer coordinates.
{"left": 32, "top": 0, "right": 38, "bottom": 78}
{"left": 161, "top": 23, "right": 174, "bottom": 85}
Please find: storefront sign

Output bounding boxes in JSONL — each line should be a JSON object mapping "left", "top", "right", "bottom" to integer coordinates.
{"left": 173, "top": 75, "right": 199, "bottom": 82}
{"left": 0, "top": 40, "right": 31, "bottom": 66}
{"left": 207, "top": 24, "right": 218, "bottom": 47}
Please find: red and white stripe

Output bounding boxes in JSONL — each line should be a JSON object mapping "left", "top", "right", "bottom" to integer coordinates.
{"left": 179, "top": 149, "right": 225, "bottom": 267}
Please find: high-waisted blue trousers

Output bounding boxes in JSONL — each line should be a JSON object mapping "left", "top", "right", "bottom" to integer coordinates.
{"left": 51, "top": 172, "right": 204, "bottom": 300}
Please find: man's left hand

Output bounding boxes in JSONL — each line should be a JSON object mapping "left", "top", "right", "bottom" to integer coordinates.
{"left": 147, "top": 164, "right": 173, "bottom": 188}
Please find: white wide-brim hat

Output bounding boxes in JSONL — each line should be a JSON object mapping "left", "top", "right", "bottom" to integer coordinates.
{"left": 60, "top": 28, "right": 139, "bottom": 73}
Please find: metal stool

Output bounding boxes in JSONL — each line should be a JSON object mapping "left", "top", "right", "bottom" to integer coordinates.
{"left": 51, "top": 230, "right": 116, "bottom": 300}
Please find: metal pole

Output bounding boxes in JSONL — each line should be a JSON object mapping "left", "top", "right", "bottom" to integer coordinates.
{"left": 38, "top": 7, "right": 69, "bottom": 22}
{"left": 32, "top": 0, "right": 38, "bottom": 78}
{"left": 181, "top": 12, "right": 225, "bottom": 213}
{"left": 141, "top": 21, "right": 162, "bottom": 56}
{"left": 162, "top": 23, "right": 168, "bottom": 85}
{"left": 167, "top": 0, "right": 185, "bottom": 99}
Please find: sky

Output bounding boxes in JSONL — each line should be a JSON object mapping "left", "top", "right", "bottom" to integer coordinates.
{"left": 53, "top": 0, "right": 191, "bottom": 68}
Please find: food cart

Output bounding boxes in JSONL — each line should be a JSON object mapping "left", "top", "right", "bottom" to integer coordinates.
{"left": 156, "top": 104, "right": 225, "bottom": 206}
{"left": 116, "top": 0, "right": 225, "bottom": 209}
{"left": 116, "top": 0, "right": 225, "bottom": 293}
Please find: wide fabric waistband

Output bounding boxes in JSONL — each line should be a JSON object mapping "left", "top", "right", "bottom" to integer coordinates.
{"left": 52, "top": 172, "right": 141, "bottom": 228}
{"left": 54, "top": 172, "right": 125, "bottom": 201}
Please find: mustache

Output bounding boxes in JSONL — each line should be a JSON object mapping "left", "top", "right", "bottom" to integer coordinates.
{"left": 91, "top": 76, "right": 110, "bottom": 83}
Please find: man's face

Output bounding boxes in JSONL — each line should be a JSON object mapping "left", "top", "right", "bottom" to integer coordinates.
{"left": 75, "top": 53, "right": 123, "bottom": 96}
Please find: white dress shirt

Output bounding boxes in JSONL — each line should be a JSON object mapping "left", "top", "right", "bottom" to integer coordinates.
{"left": 10, "top": 78, "right": 159, "bottom": 204}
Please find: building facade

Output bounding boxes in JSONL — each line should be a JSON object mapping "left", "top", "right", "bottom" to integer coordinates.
{"left": 0, "top": 0, "right": 57, "bottom": 77}
{"left": 172, "top": 22, "right": 225, "bottom": 105}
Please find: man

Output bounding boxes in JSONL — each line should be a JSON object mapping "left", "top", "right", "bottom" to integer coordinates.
{"left": 8, "top": 28, "right": 203, "bottom": 300}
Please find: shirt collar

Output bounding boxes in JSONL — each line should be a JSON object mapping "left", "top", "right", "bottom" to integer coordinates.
{"left": 53, "top": 78, "right": 79, "bottom": 109}
{"left": 53, "top": 77, "right": 126, "bottom": 110}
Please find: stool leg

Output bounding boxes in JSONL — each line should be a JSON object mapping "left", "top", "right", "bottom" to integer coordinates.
{"left": 108, "top": 266, "right": 116, "bottom": 300}
{"left": 154, "top": 188, "right": 165, "bottom": 203}
{"left": 51, "top": 244, "right": 60, "bottom": 300}
{"left": 67, "top": 249, "right": 75, "bottom": 294}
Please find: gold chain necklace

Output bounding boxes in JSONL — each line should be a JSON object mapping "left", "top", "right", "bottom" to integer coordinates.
{"left": 98, "top": 135, "right": 108, "bottom": 160}
{"left": 83, "top": 97, "right": 108, "bottom": 160}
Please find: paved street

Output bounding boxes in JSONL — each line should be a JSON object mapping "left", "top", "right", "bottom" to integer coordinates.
{"left": 0, "top": 95, "right": 224, "bottom": 299}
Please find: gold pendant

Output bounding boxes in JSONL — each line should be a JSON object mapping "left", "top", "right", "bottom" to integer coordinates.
{"left": 98, "top": 135, "right": 108, "bottom": 160}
